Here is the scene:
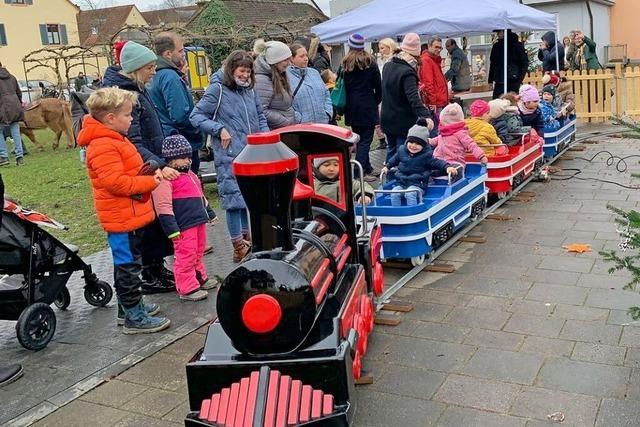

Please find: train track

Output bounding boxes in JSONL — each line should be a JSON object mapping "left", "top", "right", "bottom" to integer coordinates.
{"left": 375, "top": 128, "right": 624, "bottom": 310}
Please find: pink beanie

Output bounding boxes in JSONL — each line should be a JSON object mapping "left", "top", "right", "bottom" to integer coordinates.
{"left": 469, "top": 100, "right": 490, "bottom": 118}
{"left": 439, "top": 103, "right": 465, "bottom": 125}
{"left": 519, "top": 84, "right": 540, "bottom": 103}
{"left": 401, "top": 33, "right": 421, "bottom": 57}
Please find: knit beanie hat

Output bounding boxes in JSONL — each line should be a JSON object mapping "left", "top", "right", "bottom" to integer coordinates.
{"left": 469, "top": 100, "right": 490, "bottom": 118}
{"left": 519, "top": 84, "right": 540, "bottom": 103}
{"left": 439, "top": 103, "right": 465, "bottom": 125}
{"left": 542, "top": 84, "right": 556, "bottom": 96}
{"left": 348, "top": 33, "right": 365, "bottom": 51}
{"left": 162, "top": 134, "right": 192, "bottom": 161}
{"left": 120, "top": 42, "right": 157, "bottom": 74}
{"left": 541, "top": 72, "right": 560, "bottom": 87}
{"left": 313, "top": 157, "right": 336, "bottom": 169}
{"left": 406, "top": 123, "right": 430, "bottom": 147}
{"left": 401, "top": 33, "right": 421, "bottom": 57}
{"left": 254, "top": 40, "right": 291, "bottom": 65}
{"left": 487, "top": 99, "right": 510, "bottom": 120}
{"left": 416, "top": 117, "right": 434, "bottom": 131}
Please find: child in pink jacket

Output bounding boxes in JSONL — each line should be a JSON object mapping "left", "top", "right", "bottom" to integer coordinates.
{"left": 430, "top": 103, "right": 488, "bottom": 167}
{"left": 153, "top": 135, "right": 217, "bottom": 302}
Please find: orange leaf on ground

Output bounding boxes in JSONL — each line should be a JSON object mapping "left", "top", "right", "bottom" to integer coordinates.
{"left": 562, "top": 243, "right": 592, "bottom": 253}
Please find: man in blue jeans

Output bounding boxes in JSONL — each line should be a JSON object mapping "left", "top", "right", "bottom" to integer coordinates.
{"left": 0, "top": 63, "right": 25, "bottom": 166}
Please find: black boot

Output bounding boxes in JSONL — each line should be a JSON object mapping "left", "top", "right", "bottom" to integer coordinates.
{"left": 141, "top": 266, "right": 175, "bottom": 294}
{"left": 0, "top": 364, "right": 23, "bottom": 386}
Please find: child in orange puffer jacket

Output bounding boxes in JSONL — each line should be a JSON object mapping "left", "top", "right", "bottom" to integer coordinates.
{"left": 78, "top": 87, "right": 171, "bottom": 335}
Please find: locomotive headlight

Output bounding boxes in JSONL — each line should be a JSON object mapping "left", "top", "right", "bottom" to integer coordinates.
{"left": 241, "top": 294, "right": 283, "bottom": 334}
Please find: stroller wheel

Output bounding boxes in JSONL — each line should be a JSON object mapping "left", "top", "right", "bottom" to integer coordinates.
{"left": 16, "top": 303, "right": 56, "bottom": 351}
{"left": 54, "top": 287, "right": 71, "bottom": 310}
{"left": 84, "top": 280, "right": 113, "bottom": 307}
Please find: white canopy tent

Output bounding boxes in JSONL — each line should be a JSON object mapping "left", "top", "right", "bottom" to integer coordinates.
{"left": 312, "top": 0, "right": 560, "bottom": 93}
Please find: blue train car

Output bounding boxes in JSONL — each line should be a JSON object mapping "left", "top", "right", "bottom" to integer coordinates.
{"left": 543, "top": 117, "right": 577, "bottom": 158}
{"left": 356, "top": 164, "right": 488, "bottom": 266}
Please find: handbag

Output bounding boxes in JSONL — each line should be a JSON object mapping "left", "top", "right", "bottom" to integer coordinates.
{"left": 198, "top": 83, "right": 224, "bottom": 162}
{"left": 330, "top": 67, "right": 346, "bottom": 115}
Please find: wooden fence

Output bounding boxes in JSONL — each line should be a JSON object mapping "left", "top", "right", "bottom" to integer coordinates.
{"left": 522, "top": 65, "right": 640, "bottom": 123}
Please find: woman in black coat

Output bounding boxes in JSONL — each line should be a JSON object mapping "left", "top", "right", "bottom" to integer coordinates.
{"left": 102, "top": 41, "right": 176, "bottom": 294}
{"left": 341, "top": 34, "right": 382, "bottom": 181}
{"left": 489, "top": 30, "right": 530, "bottom": 99}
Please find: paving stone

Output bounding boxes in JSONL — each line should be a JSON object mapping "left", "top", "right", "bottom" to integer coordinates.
{"left": 353, "top": 390, "right": 444, "bottom": 427}
{"left": 456, "top": 278, "right": 533, "bottom": 298}
{"left": 538, "top": 256, "right": 595, "bottom": 274}
{"left": 375, "top": 318, "right": 419, "bottom": 337}
{"left": 626, "top": 368, "right": 640, "bottom": 399}
{"left": 571, "top": 342, "right": 626, "bottom": 365}
{"left": 31, "top": 400, "right": 128, "bottom": 427}
{"left": 504, "top": 313, "right": 565, "bottom": 338}
{"left": 404, "top": 302, "right": 453, "bottom": 322}
{"left": 560, "top": 320, "right": 622, "bottom": 345}
{"left": 591, "top": 259, "right": 634, "bottom": 276}
{"left": 436, "top": 406, "right": 527, "bottom": 427}
{"left": 363, "top": 332, "right": 396, "bottom": 361}
{"left": 523, "top": 268, "right": 581, "bottom": 286}
{"left": 112, "top": 413, "right": 181, "bottom": 427}
{"left": 595, "top": 398, "right": 640, "bottom": 427}
{"left": 385, "top": 336, "right": 475, "bottom": 372}
{"left": 118, "top": 352, "right": 188, "bottom": 392}
{"left": 508, "top": 299, "right": 555, "bottom": 316}
{"left": 463, "top": 329, "right": 525, "bottom": 351}
{"left": 585, "top": 288, "right": 640, "bottom": 310}
{"left": 461, "top": 348, "right": 544, "bottom": 385}
{"left": 162, "top": 333, "right": 205, "bottom": 358}
{"left": 443, "top": 307, "right": 511, "bottom": 330}
{"left": 526, "top": 283, "right": 589, "bottom": 305}
{"left": 411, "top": 289, "right": 474, "bottom": 306}
{"left": 536, "top": 358, "right": 630, "bottom": 398}
{"left": 370, "top": 365, "right": 446, "bottom": 400}
{"left": 510, "top": 386, "right": 600, "bottom": 427}
{"left": 607, "top": 310, "right": 640, "bottom": 327}
{"left": 520, "top": 336, "right": 575, "bottom": 357}
{"left": 412, "top": 321, "right": 470, "bottom": 343}
{"left": 79, "top": 379, "right": 148, "bottom": 408}
{"left": 620, "top": 326, "right": 640, "bottom": 347}
{"left": 433, "top": 374, "right": 520, "bottom": 412}
{"left": 573, "top": 221, "right": 619, "bottom": 233}
{"left": 552, "top": 304, "right": 608, "bottom": 321}
{"left": 121, "top": 387, "right": 183, "bottom": 418}
{"left": 162, "top": 399, "right": 190, "bottom": 424}
{"left": 466, "top": 295, "right": 511, "bottom": 311}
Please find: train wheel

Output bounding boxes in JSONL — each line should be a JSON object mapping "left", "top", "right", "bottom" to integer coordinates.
{"left": 411, "top": 255, "right": 425, "bottom": 266}
{"left": 471, "top": 200, "right": 486, "bottom": 220}
{"left": 497, "top": 192, "right": 508, "bottom": 200}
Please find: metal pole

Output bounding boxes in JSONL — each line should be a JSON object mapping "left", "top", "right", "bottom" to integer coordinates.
{"left": 503, "top": 28, "right": 508, "bottom": 95}
{"left": 555, "top": 14, "right": 561, "bottom": 71}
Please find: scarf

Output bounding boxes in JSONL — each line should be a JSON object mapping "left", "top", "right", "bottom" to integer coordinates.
{"left": 395, "top": 51, "right": 418, "bottom": 70}
{"left": 438, "top": 121, "right": 466, "bottom": 136}
{"left": 575, "top": 43, "right": 587, "bottom": 70}
{"left": 517, "top": 100, "right": 537, "bottom": 115}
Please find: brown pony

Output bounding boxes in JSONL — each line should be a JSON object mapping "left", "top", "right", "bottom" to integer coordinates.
{"left": 20, "top": 98, "right": 74, "bottom": 150}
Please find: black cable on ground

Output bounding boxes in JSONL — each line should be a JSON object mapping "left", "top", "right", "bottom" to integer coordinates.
{"left": 550, "top": 149, "right": 640, "bottom": 189}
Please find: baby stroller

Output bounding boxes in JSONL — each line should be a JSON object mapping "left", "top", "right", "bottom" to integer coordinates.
{"left": 0, "top": 201, "right": 112, "bottom": 351}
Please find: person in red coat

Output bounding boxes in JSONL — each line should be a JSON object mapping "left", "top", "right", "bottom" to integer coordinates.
{"left": 419, "top": 37, "right": 449, "bottom": 122}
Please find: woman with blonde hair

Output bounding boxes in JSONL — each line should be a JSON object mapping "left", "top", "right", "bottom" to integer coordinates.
{"left": 377, "top": 37, "right": 397, "bottom": 71}
{"left": 341, "top": 34, "right": 382, "bottom": 182}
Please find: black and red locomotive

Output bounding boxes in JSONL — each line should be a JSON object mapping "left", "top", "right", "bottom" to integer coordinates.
{"left": 185, "top": 125, "right": 384, "bottom": 427}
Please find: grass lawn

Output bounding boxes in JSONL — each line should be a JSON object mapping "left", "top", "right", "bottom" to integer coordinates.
{"left": 4, "top": 129, "right": 219, "bottom": 256}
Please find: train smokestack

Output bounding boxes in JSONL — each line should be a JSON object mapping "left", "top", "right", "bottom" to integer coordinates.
{"left": 232, "top": 133, "right": 298, "bottom": 252}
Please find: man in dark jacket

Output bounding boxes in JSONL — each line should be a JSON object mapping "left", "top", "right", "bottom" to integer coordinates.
{"left": 312, "top": 44, "right": 332, "bottom": 73}
{"left": 74, "top": 72, "right": 88, "bottom": 92}
{"left": 489, "top": 30, "right": 530, "bottom": 99}
{"left": 0, "top": 63, "right": 25, "bottom": 166}
{"left": 538, "top": 31, "right": 565, "bottom": 72}
{"left": 445, "top": 39, "right": 472, "bottom": 92}
{"left": 148, "top": 32, "right": 203, "bottom": 173}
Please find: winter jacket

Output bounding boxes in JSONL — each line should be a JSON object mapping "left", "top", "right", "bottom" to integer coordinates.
{"left": 254, "top": 55, "right": 299, "bottom": 129}
{"left": 538, "top": 32, "right": 566, "bottom": 72}
{"left": 343, "top": 62, "right": 382, "bottom": 127}
{"left": 386, "top": 144, "right": 450, "bottom": 191}
{"left": 0, "top": 67, "right": 23, "bottom": 125}
{"left": 491, "top": 113, "right": 520, "bottom": 145}
{"left": 540, "top": 100, "right": 560, "bottom": 132}
{"left": 519, "top": 105, "right": 545, "bottom": 137}
{"left": 152, "top": 170, "right": 215, "bottom": 238}
{"left": 312, "top": 52, "right": 331, "bottom": 73}
{"left": 71, "top": 91, "right": 90, "bottom": 140}
{"left": 489, "top": 30, "right": 529, "bottom": 86}
{"left": 431, "top": 122, "right": 487, "bottom": 166}
{"left": 102, "top": 66, "right": 167, "bottom": 168}
{"left": 190, "top": 69, "right": 269, "bottom": 210}
{"left": 464, "top": 118, "right": 502, "bottom": 155}
{"left": 381, "top": 57, "right": 432, "bottom": 137}
{"left": 314, "top": 173, "right": 374, "bottom": 203}
{"left": 78, "top": 115, "right": 157, "bottom": 233}
{"left": 569, "top": 37, "right": 600, "bottom": 71}
{"left": 148, "top": 57, "right": 203, "bottom": 150}
{"left": 287, "top": 66, "right": 332, "bottom": 124}
{"left": 555, "top": 81, "right": 576, "bottom": 115}
{"left": 445, "top": 46, "right": 472, "bottom": 92}
{"left": 419, "top": 51, "right": 449, "bottom": 107}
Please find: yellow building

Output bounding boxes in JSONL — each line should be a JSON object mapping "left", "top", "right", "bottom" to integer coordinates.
{"left": 0, "top": 0, "right": 80, "bottom": 82}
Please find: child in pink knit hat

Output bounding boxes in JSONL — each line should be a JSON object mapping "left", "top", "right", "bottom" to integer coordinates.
{"left": 464, "top": 100, "right": 503, "bottom": 156}
{"left": 517, "top": 84, "right": 545, "bottom": 137}
{"left": 430, "top": 103, "right": 488, "bottom": 167}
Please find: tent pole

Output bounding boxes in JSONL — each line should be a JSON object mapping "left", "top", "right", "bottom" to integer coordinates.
{"left": 555, "top": 14, "right": 561, "bottom": 71}
{"left": 503, "top": 28, "right": 508, "bottom": 96}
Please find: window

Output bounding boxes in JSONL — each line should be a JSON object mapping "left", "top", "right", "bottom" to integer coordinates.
{"left": 196, "top": 56, "right": 207, "bottom": 76}
{"left": 47, "top": 24, "right": 60, "bottom": 45}
{"left": 6, "top": 0, "right": 33, "bottom": 4}
{"left": 0, "top": 24, "right": 6, "bottom": 46}
{"left": 39, "top": 23, "right": 68, "bottom": 46}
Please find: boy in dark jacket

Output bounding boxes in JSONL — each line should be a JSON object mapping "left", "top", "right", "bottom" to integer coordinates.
{"left": 382, "top": 122, "right": 457, "bottom": 207}
{"left": 518, "top": 85, "right": 545, "bottom": 137}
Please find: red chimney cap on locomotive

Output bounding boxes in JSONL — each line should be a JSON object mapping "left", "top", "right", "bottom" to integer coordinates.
{"left": 233, "top": 131, "right": 299, "bottom": 176}
{"left": 242, "top": 294, "right": 282, "bottom": 334}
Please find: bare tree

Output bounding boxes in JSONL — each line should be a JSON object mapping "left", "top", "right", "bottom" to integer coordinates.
{"left": 75, "top": 0, "right": 114, "bottom": 10}
{"left": 157, "top": 0, "right": 196, "bottom": 9}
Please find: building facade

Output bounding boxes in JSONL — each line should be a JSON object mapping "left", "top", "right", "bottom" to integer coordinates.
{"left": 609, "top": 0, "right": 640, "bottom": 63}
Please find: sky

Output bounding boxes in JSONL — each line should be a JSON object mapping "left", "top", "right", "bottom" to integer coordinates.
{"left": 95, "top": 0, "right": 332, "bottom": 15}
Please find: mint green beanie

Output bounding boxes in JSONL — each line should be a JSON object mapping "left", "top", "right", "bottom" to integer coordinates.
{"left": 120, "top": 42, "right": 157, "bottom": 74}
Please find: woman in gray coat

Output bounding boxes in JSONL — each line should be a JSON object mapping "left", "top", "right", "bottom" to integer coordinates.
{"left": 190, "top": 50, "right": 269, "bottom": 262}
{"left": 253, "top": 40, "right": 300, "bottom": 129}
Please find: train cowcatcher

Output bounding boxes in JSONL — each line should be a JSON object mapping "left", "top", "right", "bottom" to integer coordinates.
{"left": 184, "top": 125, "right": 384, "bottom": 427}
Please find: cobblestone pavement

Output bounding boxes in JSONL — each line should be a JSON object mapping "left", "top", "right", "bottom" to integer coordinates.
{"left": 6, "top": 129, "right": 640, "bottom": 427}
